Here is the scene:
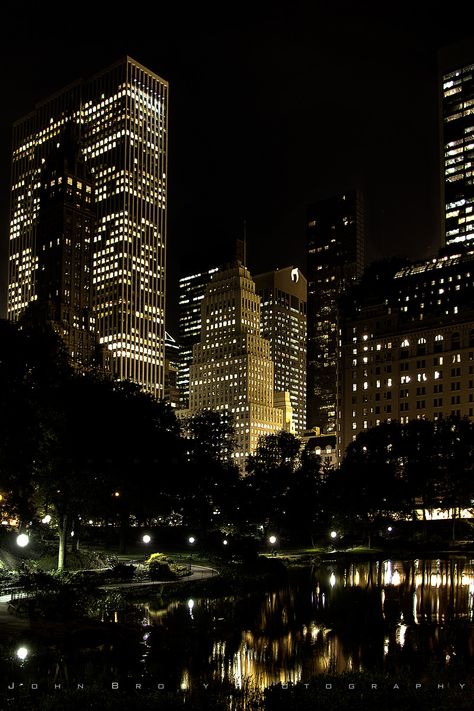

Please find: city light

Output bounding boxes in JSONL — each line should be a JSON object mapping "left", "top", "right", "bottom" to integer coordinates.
{"left": 223, "top": 539, "right": 228, "bottom": 546}
{"left": 188, "top": 536, "right": 195, "bottom": 544}
{"left": 142, "top": 534, "right": 151, "bottom": 544}
{"left": 269, "top": 535, "right": 277, "bottom": 544}
{"left": 330, "top": 531, "right": 337, "bottom": 539}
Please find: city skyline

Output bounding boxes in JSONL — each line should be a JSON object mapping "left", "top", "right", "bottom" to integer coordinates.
{"left": 2, "top": 7, "right": 474, "bottom": 333}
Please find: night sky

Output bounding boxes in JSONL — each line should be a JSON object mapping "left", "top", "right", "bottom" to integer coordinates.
{"left": 1, "top": 2, "right": 474, "bottom": 332}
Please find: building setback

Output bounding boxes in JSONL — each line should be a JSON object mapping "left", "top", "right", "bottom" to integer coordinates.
{"left": 337, "top": 250, "right": 474, "bottom": 461}
{"left": 8, "top": 57, "right": 168, "bottom": 396}
{"left": 306, "top": 190, "right": 365, "bottom": 434}
{"left": 254, "top": 266, "right": 307, "bottom": 435}
{"left": 188, "top": 262, "right": 285, "bottom": 463}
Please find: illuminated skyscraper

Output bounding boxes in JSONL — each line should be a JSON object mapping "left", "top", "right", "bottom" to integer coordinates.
{"left": 8, "top": 57, "right": 168, "bottom": 396}
{"left": 254, "top": 266, "right": 307, "bottom": 434}
{"left": 306, "top": 190, "right": 365, "bottom": 433}
{"left": 178, "top": 265, "right": 219, "bottom": 406}
{"left": 188, "top": 262, "right": 285, "bottom": 463}
{"left": 440, "top": 44, "right": 474, "bottom": 247}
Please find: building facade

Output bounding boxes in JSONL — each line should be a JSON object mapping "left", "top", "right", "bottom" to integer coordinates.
{"left": 254, "top": 266, "right": 307, "bottom": 434}
{"left": 27, "top": 126, "right": 99, "bottom": 369}
{"left": 306, "top": 190, "right": 365, "bottom": 434}
{"left": 8, "top": 57, "right": 168, "bottom": 396}
{"left": 337, "top": 250, "right": 474, "bottom": 461}
{"left": 188, "top": 262, "right": 285, "bottom": 463}
{"left": 440, "top": 43, "right": 474, "bottom": 248}
{"left": 178, "top": 266, "right": 219, "bottom": 406}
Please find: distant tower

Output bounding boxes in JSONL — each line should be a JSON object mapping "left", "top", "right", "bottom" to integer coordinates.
{"left": 7, "top": 57, "right": 168, "bottom": 396}
{"left": 188, "top": 262, "right": 285, "bottom": 463}
{"left": 254, "top": 266, "right": 307, "bottom": 434}
{"left": 440, "top": 42, "right": 474, "bottom": 247}
{"left": 306, "top": 190, "right": 365, "bottom": 433}
{"left": 178, "top": 265, "right": 219, "bottom": 406}
{"left": 164, "top": 331, "right": 180, "bottom": 409}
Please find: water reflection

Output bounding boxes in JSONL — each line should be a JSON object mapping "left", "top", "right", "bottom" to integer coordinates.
{"left": 92, "top": 557, "right": 474, "bottom": 691}
{"left": 1, "top": 558, "right": 473, "bottom": 693}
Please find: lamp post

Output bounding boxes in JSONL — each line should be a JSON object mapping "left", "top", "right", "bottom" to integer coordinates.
{"left": 269, "top": 535, "right": 277, "bottom": 556}
{"left": 188, "top": 536, "right": 196, "bottom": 573}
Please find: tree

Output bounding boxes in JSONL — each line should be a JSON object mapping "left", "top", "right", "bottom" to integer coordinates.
{"left": 177, "top": 410, "right": 240, "bottom": 531}
{"left": 336, "top": 421, "right": 406, "bottom": 546}
{"left": 243, "top": 431, "right": 324, "bottom": 544}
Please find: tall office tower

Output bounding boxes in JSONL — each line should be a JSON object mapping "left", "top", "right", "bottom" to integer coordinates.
{"left": 8, "top": 57, "right": 168, "bottom": 396}
{"left": 27, "top": 126, "right": 99, "bottom": 369}
{"left": 306, "top": 190, "right": 365, "bottom": 434}
{"left": 440, "top": 43, "right": 474, "bottom": 248}
{"left": 254, "top": 266, "right": 307, "bottom": 434}
{"left": 337, "top": 252, "right": 474, "bottom": 461}
{"left": 178, "top": 265, "right": 219, "bottom": 406}
{"left": 188, "top": 262, "right": 284, "bottom": 463}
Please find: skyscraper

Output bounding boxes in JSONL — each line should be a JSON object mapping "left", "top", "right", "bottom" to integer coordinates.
{"left": 178, "top": 265, "right": 219, "bottom": 406}
{"left": 440, "top": 44, "right": 474, "bottom": 248}
{"left": 254, "top": 266, "right": 307, "bottom": 434}
{"left": 306, "top": 190, "right": 365, "bottom": 433}
{"left": 8, "top": 57, "right": 168, "bottom": 396}
{"left": 188, "top": 262, "right": 285, "bottom": 463}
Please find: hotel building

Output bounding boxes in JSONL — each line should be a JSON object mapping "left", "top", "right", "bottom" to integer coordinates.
{"left": 8, "top": 57, "right": 168, "bottom": 396}
{"left": 337, "top": 249, "right": 474, "bottom": 461}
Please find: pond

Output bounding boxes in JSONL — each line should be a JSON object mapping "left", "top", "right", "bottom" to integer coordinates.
{"left": 1, "top": 557, "right": 474, "bottom": 694}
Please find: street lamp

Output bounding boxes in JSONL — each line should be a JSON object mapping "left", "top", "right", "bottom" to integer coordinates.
{"left": 142, "top": 534, "right": 151, "bottom": 544}
{"left": 16, "top": 646, "right": 28, "bottom": 661}
{"left": 41, "top": 514, "right": 51, "bottom": 524}
{"left": 188, "top": 536, "right": 196, "bottom": 545}
{"left": 223, "top": 539, "right": 228, "bottom": 546}
{"left": 269, "top": 535, "right": 277, "bottom": 555}
{"left": 330, "top": 530, "right": 338, "bottom": 540}
{"left": 16, "top": 534, "right": 29, "bottom": 548}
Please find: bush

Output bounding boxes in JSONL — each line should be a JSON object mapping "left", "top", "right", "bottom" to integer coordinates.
{"left": 110, "top": 563, "right": 136, "bottom": 580}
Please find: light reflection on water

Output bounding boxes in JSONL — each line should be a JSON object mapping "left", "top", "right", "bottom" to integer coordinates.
{"left": 2, "top": 558, "right": 474, "bottom": 694}
{"left": 98, "top": 557, "right": 474, "bottom": 691}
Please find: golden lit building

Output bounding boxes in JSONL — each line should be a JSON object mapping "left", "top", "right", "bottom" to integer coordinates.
{"left": 337, "top": 250, "right": 474, "bottom": 461}
{"left": 8, "top": 57, "right": 168, "bottom": 396}
{"left": 188, "top": 262, "right": 285, "bottom": 463}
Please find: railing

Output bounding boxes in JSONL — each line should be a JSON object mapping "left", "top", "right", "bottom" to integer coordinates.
{"left": 8, "top": 587, "right": 36, "bottom": 616}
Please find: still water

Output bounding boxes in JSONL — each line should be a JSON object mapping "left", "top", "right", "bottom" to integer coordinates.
{"left": 2, "top": 558, "right": 474, "bottom": 692}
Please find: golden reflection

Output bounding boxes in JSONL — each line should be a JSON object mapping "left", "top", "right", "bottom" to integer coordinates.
{"left": 180, "top": 669, "right": 190, "bottom": 691}
{"left": 127, "top": 557, "right": 474, "bottom": 694}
